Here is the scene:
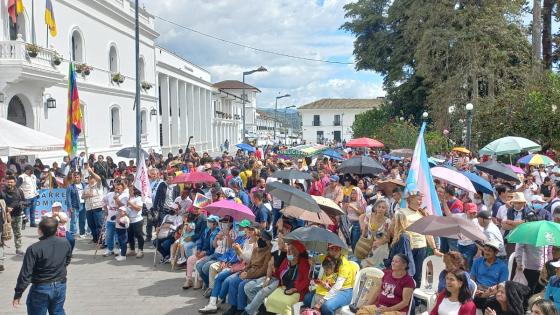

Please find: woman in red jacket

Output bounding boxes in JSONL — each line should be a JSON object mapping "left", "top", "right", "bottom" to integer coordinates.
{"left": 430, "top": 269, "right": 476, "bottom": 315}
{"left": 264, "top": 240, "right": 311, "bottom": 315}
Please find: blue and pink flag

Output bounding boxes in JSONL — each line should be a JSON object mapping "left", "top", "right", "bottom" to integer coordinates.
{"left": 403, "top": 122, "right": 442, "bottom": 216}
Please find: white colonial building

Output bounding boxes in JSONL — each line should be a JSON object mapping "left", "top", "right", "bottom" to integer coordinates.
{"left": 298, "top": 98, "right": 383, "bottom": 144}
{"left": 0, "top": 0, "right": 243, "bottom": 163}
{"left": 213, "top": 80, "right": 259, "bottom": 141}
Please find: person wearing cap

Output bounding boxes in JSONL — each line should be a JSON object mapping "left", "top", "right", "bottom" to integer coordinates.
{"left": 476, "top": 210, "right": 506, "bottom": 258}
{"left": 220, "top": 229, "right": 273, "bottom": 315}
{"left": 1, "top": 175, "right": 26, "bottom": 256}
{"left": 82, "top": 164, "right": 104, "bottom": 244}
{"left": 18, "top": 164, "right": 38, "bottom": 228}
{"left": 457, "top": 203, "right": 482, "bottom": 270}
{"left": 44, "top": 202, "right": 75, "bottom": 251}
{"left": 202, "top": 215, "right": 238, "bottom": 294}
{"left": 531, "top": 194, "right": 551, "bottom": 221}
{"left": 438, "top": 186, "right": 463, "bottom": 253}
{"left": 192, "top": 215, "right": 221, "bottom": 290}
{"left": 502, "top": 192, "right": 530, "bottom": 255}
{"left": 323, "top": 175, "right": 343, "bottom": 204}
{"left": 114, "top": 207, "right": 130, "bottom": 261}
{"left": 514, "top": 211, "right": 545, "bottom": 295}
{"left": 264, "top": 240, "right": 311, "bottom": 315}
{"left": 471, "top": 239, "right": 509, "bottom": 308}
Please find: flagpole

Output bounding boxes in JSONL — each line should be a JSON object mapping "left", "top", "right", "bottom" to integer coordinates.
{"left": 134, "top": 0, "right": 141, "bottom": 167}
{"left": 31, "top": 0, "right": 36, "bottom": 44}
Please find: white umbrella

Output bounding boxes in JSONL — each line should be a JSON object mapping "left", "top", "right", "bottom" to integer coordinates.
{"left": 0, "top": 118, "right": 64, "bottom": 156}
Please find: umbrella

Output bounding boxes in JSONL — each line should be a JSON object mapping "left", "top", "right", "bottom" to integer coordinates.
{"left": 282, "top": 205, "right": 333, "bottom": 225}
{"left": 322, "top": 149, "right": 344, "bottom": 160}
{"left": 452, "top": 147, "right": 471, "bottom": 154}
{"left": 506, "top": 221, "right": 560, "bottom": 247}
{"left": 0, "top": 117, "right": 65, "bottom": 156}
{"left": 311, "top": 196, "right": 345, "bottom": 216}
{"left": 479, "top": 136, "right": 541, "bottom": 156}
{"left": 460, "top": 171, "right": 494, "bottom": 195}
{"left": 376, "top": 179, "right": 405, "bottom": 196}
{"left": 279, "top": 144, "right": 327, "bottom": 158}
{"left": 476, "top": 160, "right": 521, "bottom": 183}
{"left": 390, "top": 148, "right": 414, "bottom": 158}
{"left": 506, "top": 164, "right": 525, "bottom": 174}
{"left": 517, "top": 154, "right": 556, "bottom": 166}
{"left": 346, "top": 137, "right": 384, "bottom": 148}
{"left": 284, "top": 226, "right": 347, "bottom": 252}
{"left": 204, "top": 200, "right": 255, "bottom": 221}
{"left": 431, "top": 167, "right": 476, "bottom": 193}
{"left": 236, "top": 143, "right": 256, "bottom": 153}
{"left": 338, "top": 156, "right": 386, "bottom": 175}
{"left": 172, "top": 171, "right": 217, "bottom": 184}
{"left": 116, "top": 147, "right": 149, "bottom": 159}
{"left": 382, "top": 154, "right": 403, "bottom": 161}
{"left": 271, "top": 169, "right": 312, "bottom": 180}
{"left": 407, "top": 215, "right": 487, "bottom": 242}
{"left": 266, "top": 182, "right": 321, "bottom": 212}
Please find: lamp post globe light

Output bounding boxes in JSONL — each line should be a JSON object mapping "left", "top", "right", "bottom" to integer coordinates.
{"left": 422, "top": 111, "right": 428, "bottom": 120}
{"left": 274, "top": 93, "right": 290, "bottom": 141}
{"left": 465, "top": 103, "right": 474, "bottom": 150}
{"left": 242, "top": 66, "right": 267, "bottom": 142}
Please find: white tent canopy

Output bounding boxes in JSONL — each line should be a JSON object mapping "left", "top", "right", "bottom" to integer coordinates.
{"left": 0, "top": 118, "right": 65, "bottom": 156}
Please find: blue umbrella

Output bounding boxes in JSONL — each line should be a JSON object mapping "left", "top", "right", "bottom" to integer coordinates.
{"left": 382, "top": 154, "right": 403, "bottom": 161}
{"left": 236, "top": 143, "right": 256, "bottom": 153}
{"left": 460, "top": 171, "right": 494, "bottom": 195}
{"left": 323, "top": 149, "right": 343, "bottom": 160}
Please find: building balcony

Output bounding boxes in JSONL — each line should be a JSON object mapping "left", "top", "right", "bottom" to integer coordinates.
{"left": 0, "top": 36, "right": 65, "bottom": 89}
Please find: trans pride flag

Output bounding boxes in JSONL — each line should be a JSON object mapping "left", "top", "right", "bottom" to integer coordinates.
{"left": 64, "top": 63, "right": 82, "bottom": 156}
{"left": 403, "top": 122, "right": 442, "bottom": 216}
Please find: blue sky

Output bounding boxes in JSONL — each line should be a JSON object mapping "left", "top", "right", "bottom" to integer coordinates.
{"left": 142, "top": 0, "right": 386, "bottom": 109}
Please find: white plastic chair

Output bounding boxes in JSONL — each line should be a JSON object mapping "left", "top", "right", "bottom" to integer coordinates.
{"left": 338, "top": 267, "right": 384, "bottom": 315}
{"left": 413, "top": 255, "right": 445, "bottom": 311}
{"left": 508, "top": 251, "right": 516, "bottom": 280}
{"left": 470, "top": 280, "right": 477, "bottom": 299}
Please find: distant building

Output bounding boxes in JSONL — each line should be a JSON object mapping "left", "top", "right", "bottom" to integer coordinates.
{"left": 213, "top": 80, "right": 260, "bottom": 141}
{"left": 298, "top": 98, "right": 384, "bottom": 144}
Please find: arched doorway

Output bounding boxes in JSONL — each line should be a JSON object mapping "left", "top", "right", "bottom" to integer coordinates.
{"left": 7, "top": 96, "right": 27, "bottom": 126}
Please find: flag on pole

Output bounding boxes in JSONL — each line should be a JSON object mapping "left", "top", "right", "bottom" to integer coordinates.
{"left": 8, "top": 0, "right": 24, "bottom": 24}
{"left": 45, "top": 0, "right": 57, "bottom": 37}
{"left": 64, "top": 63, "right": 82, "bottom": 156}
{"left": 402, "top": 122, "right": 442, "bottom": 216}
{"left": 134, "top": 152, "right": 151, "bottom": 199}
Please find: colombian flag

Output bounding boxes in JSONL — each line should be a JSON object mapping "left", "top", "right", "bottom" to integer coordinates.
{"left": 64, "top": 63, "right": 82, "bottom": 156}
{"left": 45, "top": 0, "right": 57, "bottom": 37}
{"left": 8, "top": 0, "right": 24, "bottom": 24}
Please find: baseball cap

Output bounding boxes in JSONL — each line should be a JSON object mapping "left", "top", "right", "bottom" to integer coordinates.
{"left": 531, "top": 195, "right": 545, "bottom": 203}
{"left": 329, "top": 175, "right": 339, "bottom": 182}
{"left": 484, "top": 239, "right": 501, "bottom": 251}
{"left": 238, "top": 219, "right": 251, "bottom": 228}
{"left": 465, "top": 203, "right": 478, "bottom": 214}
{"left": 551, "top": 260, "right": 560, "bottom": 268}
{"left": 477, "top": 210, "right": 492, "bottom": 220}
{"left": 207, "top": 215, "right": 220, "bottom": 223}
{"left": 52, "top": 202, "right": 62, "bottom": 208}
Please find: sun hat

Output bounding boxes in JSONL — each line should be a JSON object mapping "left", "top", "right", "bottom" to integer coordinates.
{"left": 52, "top": 202, "right": 62, "bottom": 208}
{"left": 484, "top": 239, "right": 501, "bottom": 251}
{"left": 510, "top": 192, "right": 527, "bottom": 203}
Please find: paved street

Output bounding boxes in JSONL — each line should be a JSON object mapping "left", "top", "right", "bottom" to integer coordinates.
{"left": 0, "top": 227, "right": 208, "bottom": 315}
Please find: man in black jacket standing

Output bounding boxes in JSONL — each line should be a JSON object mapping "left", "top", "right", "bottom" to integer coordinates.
{"left": 13, "top": 217, "right": 72, "bottom": 314}
{"left": 1, "top": 175, "right": 26, "bottom": 255}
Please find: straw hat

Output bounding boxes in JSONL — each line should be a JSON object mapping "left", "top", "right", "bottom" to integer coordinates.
{"left": 510, "top": 192, "right": 526, "bottom": 204}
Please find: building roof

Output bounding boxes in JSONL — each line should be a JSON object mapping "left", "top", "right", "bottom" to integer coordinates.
{"left": 213, "top": 80, "right": 261, "bottom": 92}
{"left": 298, "top": 98, "right": 384, "bottom": 110}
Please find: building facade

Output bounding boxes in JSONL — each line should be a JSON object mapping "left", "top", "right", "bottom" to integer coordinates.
{"left": 0, "top": 0, "right": 237, "bottom": 163}
{"left": 298, "top": 98, "right": 384, "bottom": 144}
{"left": 213, "top": 80, "right": 259, "bottom": 140}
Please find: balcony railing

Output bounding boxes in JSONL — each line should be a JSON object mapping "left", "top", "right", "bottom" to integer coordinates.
{"left": 0, "top": 37, "right": 60, "bottom": 69}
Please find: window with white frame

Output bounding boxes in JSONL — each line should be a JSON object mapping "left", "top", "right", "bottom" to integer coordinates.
{"left": 71, "top": 30, "right": 84, "bottom": 62}
{"left": 109, "top": 45, "right": 118, "bottom": 73}
{"left": 110, "top": 107, "right": 121, "bottom": 137}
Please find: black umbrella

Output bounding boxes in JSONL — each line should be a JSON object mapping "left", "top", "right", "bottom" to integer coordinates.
{"left": 271, "top": 169, "right": 312, "bottom": 180}
{"left": 284, "top": 226, "right": 347, "bottom": 252}
{"left": 116, "top": 147, "right": 149, "bottom": 159}
{"left": 265, "top": 182, "right": 321, "bottom": 213}
{"left": 338, "top": 156, "right": 386, "bottom": 175}
{"left": 476, "top": 160, "right": 520, "bottom": 183}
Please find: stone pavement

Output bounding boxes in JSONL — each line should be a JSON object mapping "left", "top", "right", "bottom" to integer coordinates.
{"left": 0, "top": 227, "right": 209, "bottom": 315}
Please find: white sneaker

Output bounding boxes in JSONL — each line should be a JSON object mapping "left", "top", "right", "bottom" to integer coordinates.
{"left": 103, "top": 250, "right": 114, "bottom": 257}
{"left": 177, "top": 257, "right": 187, "bottom": 265}
{"left": 78, "top": 234, "right": 87, "bottom": 239}
{"left": 115, "top": 255, "right": 126, "bottom": 262}
{"left": 198, "top": 304, "right": 218, "bottom": 313}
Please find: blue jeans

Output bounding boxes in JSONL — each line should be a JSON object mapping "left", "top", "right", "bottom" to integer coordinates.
{"left": 440, "top": 237, "right": 458, "bottom": 253}
{"left": 69, "top": 208, "right": 78, "bottom": 235}
{"left": 77, "top": 203, "right": 86, "bottom": 236}
{"left": 458, "top": 243, "right": 478, "bottom": 270}
{"left": 211, "top": 268, "right": 232, "bottom": 299}
{"left": 226, "top": 273, "right": 248, "bottom": 310}
{"left": 65, "top": 233, "right": 75, "bottom": 252}
{"left": 85, "top": 209, "right": 103, "bottom": 242}
{"left": 272, "top": 208, "right": 282, "bottom": 237}
{"left": 244, "top": 277, "right": 279, "bottom": 315}
{"left": 412, "top": 247, "right": 427, "bottom": 286}
{"left": 105, "top": 221, "right": 116, "bottom": 251}
{"left": 196, "top": 253, "right": 221, "bottom": 287}
{"left": 350, "top": 220, "right": 361, "bottom": 251}
{"left": 320, "top": 288, "right": 352, "bottom": 315}
{"left": 25, "top": 196, "right": 37, "bottom": 225}
{"left": 155, "top": 238, "right": 174, "bottom": 258}
{"left": 26, "top": 281, "right": 67, "bottom": 315}
{"left": 116, "top": 228, "right": 128, "bottom": 256}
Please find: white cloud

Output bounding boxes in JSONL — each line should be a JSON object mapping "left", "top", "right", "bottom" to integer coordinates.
{"left": 142, "top": 0, "right": 385, "bottom": 108}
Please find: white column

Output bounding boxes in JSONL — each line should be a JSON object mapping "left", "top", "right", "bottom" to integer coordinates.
{"left": 195, "top": 86, "right": 202, "bottom": 149}
{"left": 201, "top": 88, "right": 207, "bottom": 151}
{"left": 179, "top": 81, "right": 187, "bottom": 146}
{"left": 159, "top": 75, "right": 171, "bottom": 153}
{"left": 206, "top": 90, "right": 213, "bottom": 152}
{"left": 170, "top": 78, "right": 179, "bottom": 151}
{"left": 187, "top": 84, "right": 195, "bottom": 145}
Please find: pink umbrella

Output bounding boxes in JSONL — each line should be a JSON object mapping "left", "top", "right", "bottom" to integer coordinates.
{"left": 204, "top": 200, "right": 255, "bottom": 222}
{"left": 506, "top": 164, "right": 525, "bottom": 174}
{"left": 431, "top": 167, "right": 477, "bottom": 193}
{"left": 172, "top": 171, "right": 217, "bottom": 184}
{"left": 346, "top": 137, "right": 384, "bottom": 148}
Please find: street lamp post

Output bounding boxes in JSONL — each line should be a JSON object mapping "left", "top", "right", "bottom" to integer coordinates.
{"left": 422, "top": 111, "right": 428, "bottom": 122}
{"left": 465, "top": 103, "right": 474, "bottom": 150}
{"left": 242, "top": 66, "right": 267, "bottom": 143}
{"left": 274, "top": 94, "right": 290, "bottom": 142}
{"left": 283, "top": 105, "right": 296, "bottom": 145}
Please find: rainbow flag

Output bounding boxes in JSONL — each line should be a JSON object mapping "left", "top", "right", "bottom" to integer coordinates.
{"left": 64, "top": 63, "right": 82, "bottom": 156}
{"left": 45, "top": 0, "right": 57, "bottom": 37}
{"left": 402, "top": 122, "right": 442, "bottom": 216}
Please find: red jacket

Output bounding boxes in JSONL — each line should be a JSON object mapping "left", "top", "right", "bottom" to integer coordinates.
{"left": 429, "top": 291, "right": 476, "bottom": 315}
{"left": 274, "top": 257, "right": 311, "bottom": 301}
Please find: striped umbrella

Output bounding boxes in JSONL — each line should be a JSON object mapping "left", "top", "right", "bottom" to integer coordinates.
{"left": 517, "top": 154, "right": 556, "bottom": 166}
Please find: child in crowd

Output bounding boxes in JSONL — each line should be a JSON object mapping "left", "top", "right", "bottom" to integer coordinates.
{"left": 171, "top": 214, "right": 196, "bottom": 267}
{"left": 312, "top": 257, "right": 338, "bottom": 308}
{"left": 115, "top": 206, "right": 130, "bottom": 262}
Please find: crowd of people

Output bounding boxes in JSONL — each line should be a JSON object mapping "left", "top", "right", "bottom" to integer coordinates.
{"left": 3, "top": 145, "right": 560, "bottom": 315}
